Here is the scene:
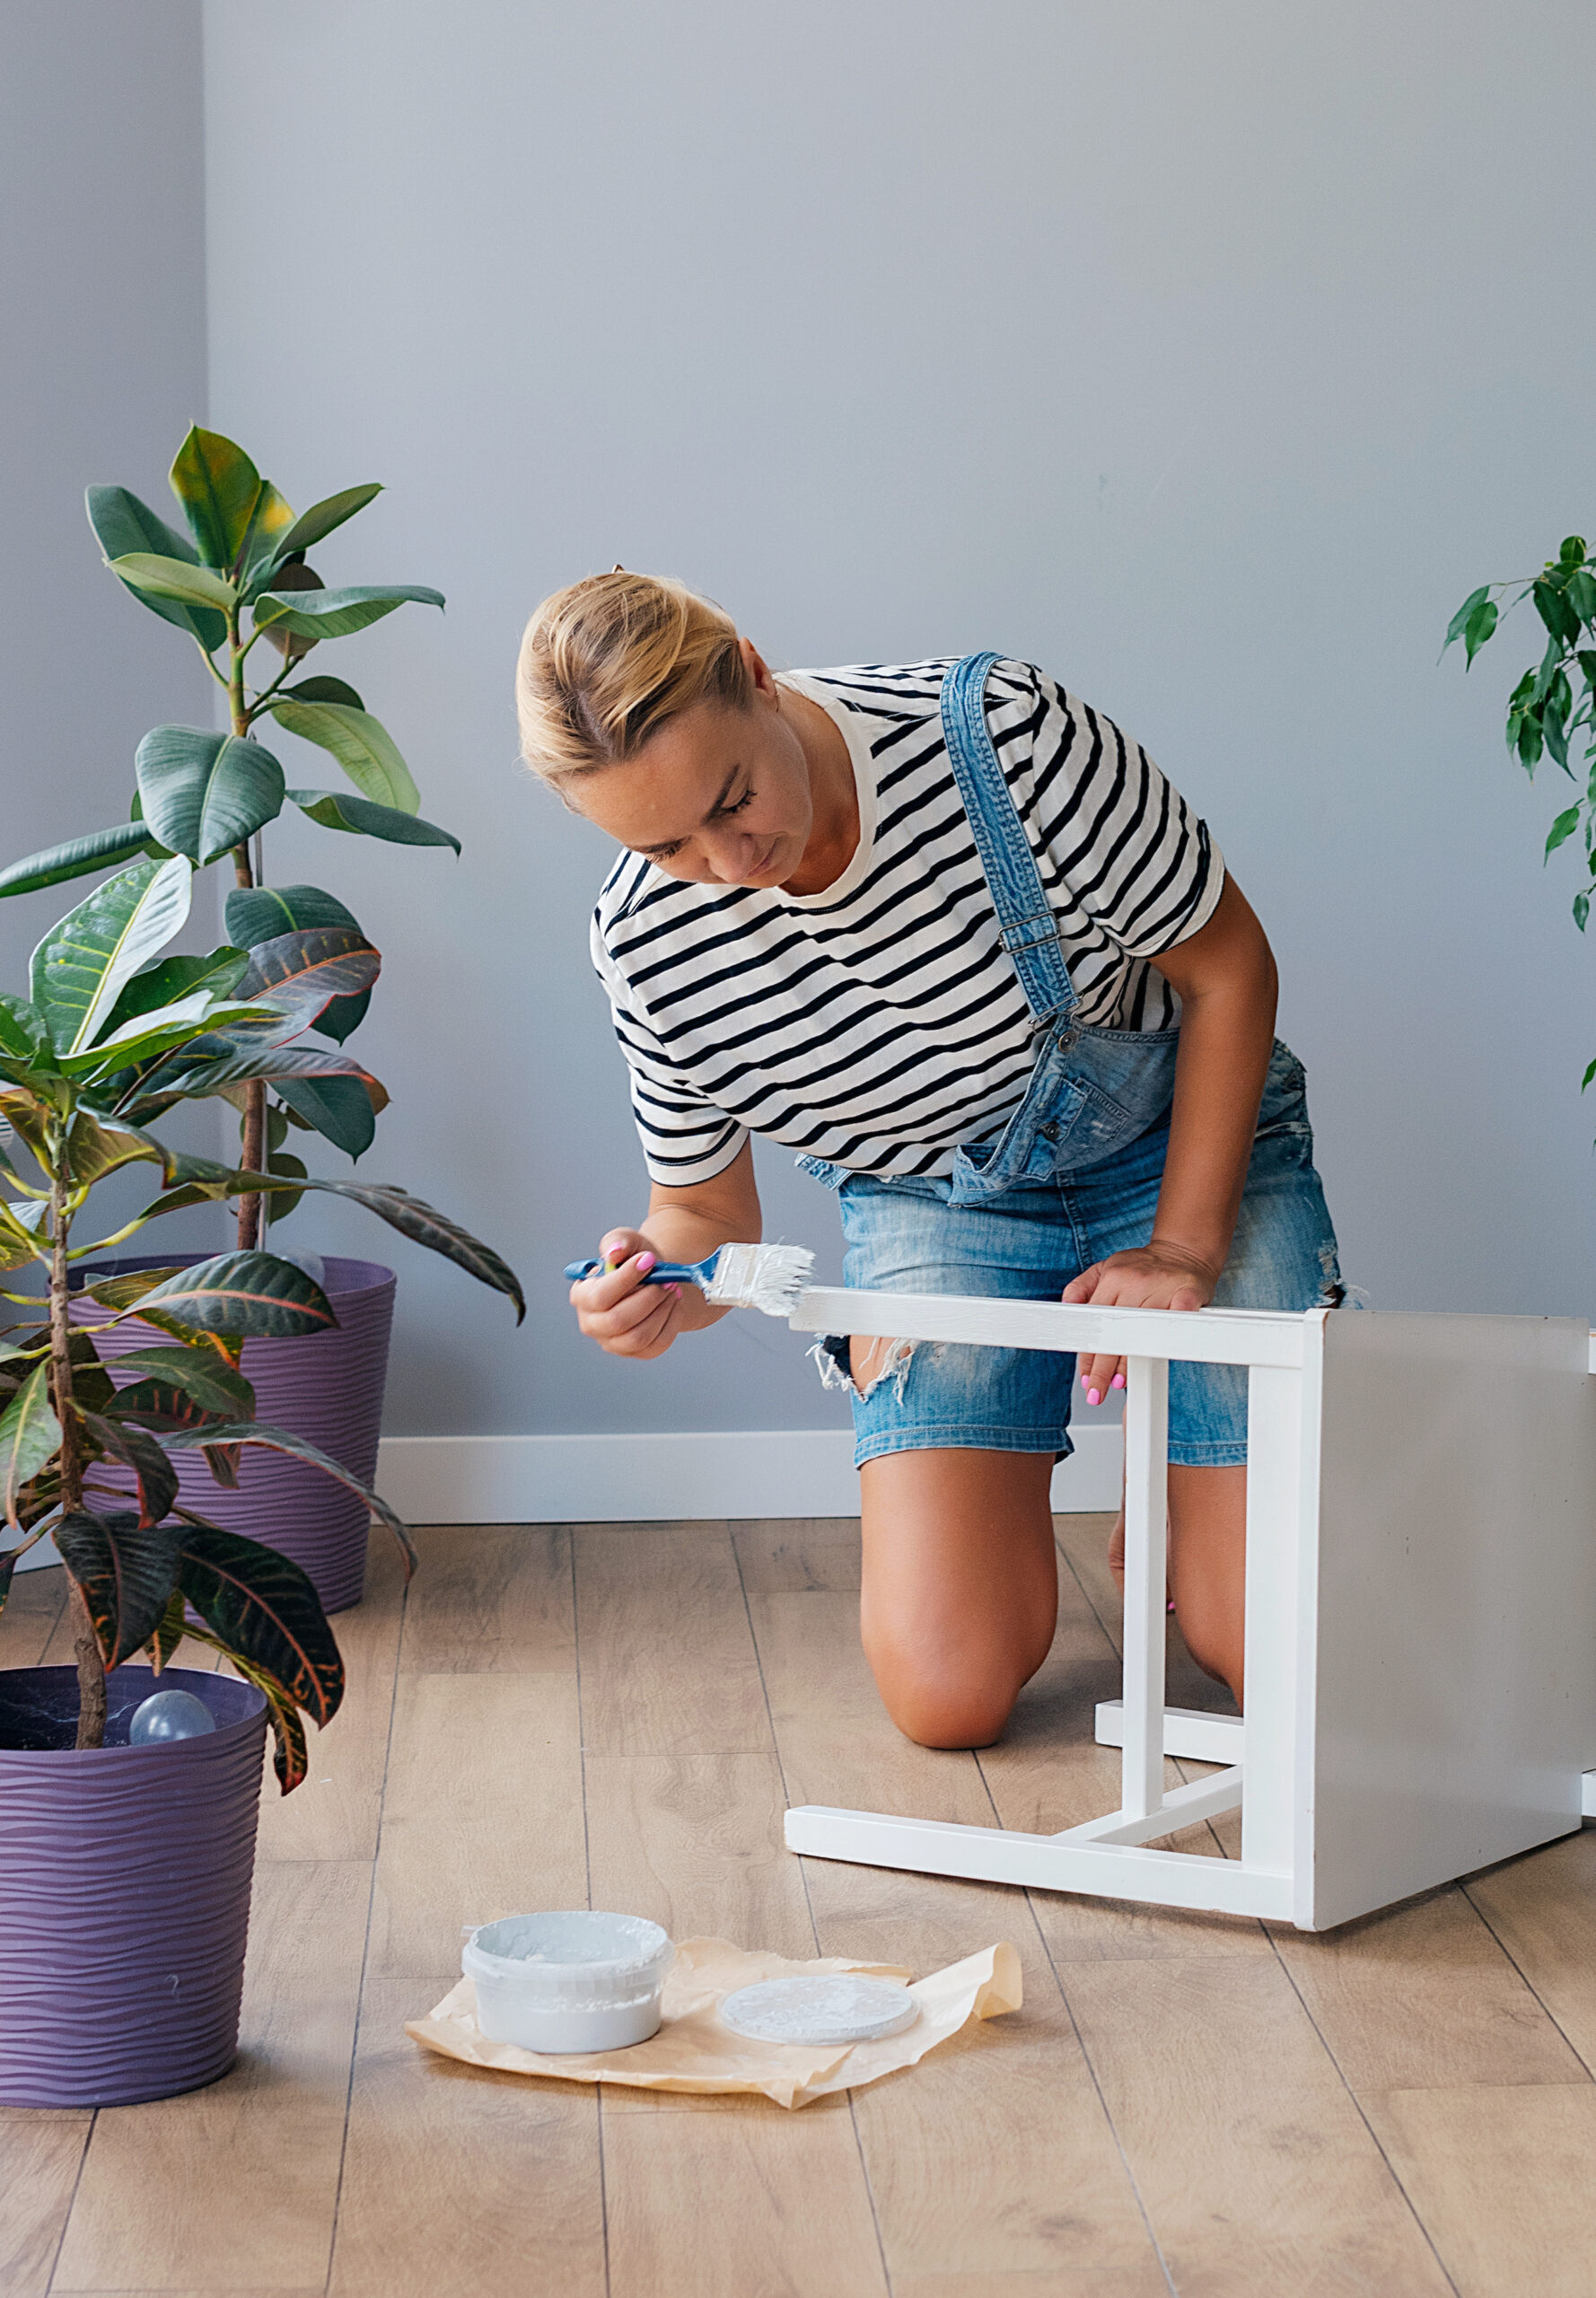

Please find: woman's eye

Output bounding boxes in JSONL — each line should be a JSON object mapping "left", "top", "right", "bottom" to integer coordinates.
{"left": 724, "top": 790, "right": 754, "bottom": 817}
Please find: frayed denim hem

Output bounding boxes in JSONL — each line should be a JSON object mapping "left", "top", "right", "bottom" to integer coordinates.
{"left": 854, "top": 1425, "right": 1074, "bottom": 1469}
{"left": 1166, "top": 1443, "right": 1249, "bottom": 1468}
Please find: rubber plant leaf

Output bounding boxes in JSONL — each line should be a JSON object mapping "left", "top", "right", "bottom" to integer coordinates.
{"left": 234, "top": 481, "right": 296, "bottom": 583}
{"left": 30, "top": 855, "right": 193, "bottom": 1056}
{"left": 287, "top": 787, "right": 460, "bottom": 851}
{"left": 86, "top": 485, "right": 228, "bottom": 651}
{"left": 172, "top": 1508, "right": 345, "bottom": 1725}
{"left": 135, "top": 726, "right": 285, "bottom": 866}
{"left": 165, "top": 1421, "right": 415, "bottom": 1576}
{"left": 176, "top": 1618, "right": 311, "bottom": 1792}
{"left": 79, "top": 1265, "right": 184, "bottom": 1311}
{"left": 267, "top": 699, "right": 421, "bottom": 814}
{"left": 251, "top": 583, "right": 443, "bottom": 641}
{"left": 97, "top": 946, "right": 252, "bottom": 1038}
{"left": 127, "top": 1251, "right": 338, "bottom": 1339}
{"left": 148, "top": 1039, "right": 383, "bottom": 1099}
{"left": 250, "top": 485, "right": 382, "bottom": 590}
{"left": 281, "top": 674, "right": 365, "bottom": 709}
{"left": 107, "top": 553, "right": 237, "bottom": 615}
{"left": 0, "top": 1364, "right": 61, "bottom": 1531}
{"left": 269, "top": 1074, "right": 379, "bottom": 1157}
{"left": 0, "top": 821, "right": 170, "bottom": 902}
{"left": 169, "top": 425, "right": 262, "bottom": 569}
{"left": 106, "top": 1346, "right": 255, "bottom": 1420}
{"left": 58, "top": 994, "right": 278, "bottom": 1080}
{"left": 293, "top": 1177, "right": 525, "bottom": 1319}
{"left": 81, "top": 1410, "right": 180, "bottom": 1529}
{"left": 55, "top": 1508, "right": 181, "bottom": 1666}
{"left": 224, "top": 883, "right": 371, "bottom": 1042}
{"left": 232, "top": 927, "right": 381, "bottom": 1039}
{"left": 60, "top": 1113, "right": 163, "bottom": 1188}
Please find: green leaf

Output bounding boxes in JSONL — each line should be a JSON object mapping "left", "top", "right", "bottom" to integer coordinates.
{"left": 1568, "top": 570, "right": 1596, "bottom": 626}
{"left": 146, "top": 1586, "right": 189, "bottom": 1674}
{"left": 136, "top": 726, "right": 285, "bottom": 866}
{"left": 85, "top": 486, "right": 228, "bottom": 651}
{"left": 151, "top": 1039, "right": 382, "bottom": 1098}
{"left": 164, "top": 1420, "right": 414, "bottom": 1575}
{"left": 1443, "top": 585, "right": 1490, "bottom": 653}
{"left": 1534, "top": 577, "right": 1581, "bottom": 649}
{"left": 62, "top": 994, "right": 276, "bottom": 1081}
{"left": 109, "top": 1346, "right": 255, "bottom": 1420}
{"left": 235, "top": 481, "right": 296, "bottom": 582}
{"left": 224, "top": 883, "right": 370, "bottom": 1043}
{"left": 251, "top": 583, "right": 443, "bottom": 641}
{"left": 97, "top": 946, "right": 251, "bottom": 1039}
{"left": 0, "top": 821, "right": 169, "bottom": 901}
{"left": 1463, "top": 594, "right": 1498, "bottom": 666}
{"left": 287, "top": 787, "right": 460, "bottom": 851}
{"left": 132, "top": 1251, "right": 338, "bottom": 1338}
{"left": 256, "top": 484, "right": 382, "bottom": 581}
{"left": 169, "top": 425, "right": 262, "bottom": 569}
{"left": 286, "top": 1177, "right": 525, "bottom": 1319}
{"left": 1518, "top": 713, "right": 1545, "bottom": 770}
{"left": 107, "top": 552, "right": 238, "bottom": 613}
{"left": 82, "top": 1410, "right": 180, "bottom": 1529}
{"left": 270, "top": 1074, "right": 377, "bottom": 1157}
{"left": 1574, "top": 893, "right": 1589, "bottom": 933}
{"left": 173, "top": 1509, "right": 344, "bottom": 1725}
{"left": 0, "top": 996, "right": 53, "bottom": 1067}
{"left": 80, "top": 1265, "right": 184, "bottom": 1311}
{"left": 1559, "top": 536, "right": 1588, "bottom": 568}
{"left": 1584, "top": 1057, "right": 1596, "bottom": 1092}
{"left": 60, "top": 1113, "right": 162, "bottom": 1187}
{"left": 232, "top": 927, "right": 381, "bottom": 1040}
{"left": 1546, "top": 806, "right": 1581, "bottom": 857}
{"left": 31, "top": 855, "right": 194, "bottom": 1055}
{"left": 280, "top": 674, "right": 364, "bottom": 710}
{"left": 267, "top": 700, "right": 421, "bottom": 813}
{"left": 199, "top": 1635, "right": 310, "bottom": 1792}
{"left": 0, "top": 1364, "right": 60, "bottom": 1529}
{"left": 56, "top": 1508, "right": 180, "bottom": 1666}
{"left": 263, "top": 1149, "right": 308, "bottom": 1227}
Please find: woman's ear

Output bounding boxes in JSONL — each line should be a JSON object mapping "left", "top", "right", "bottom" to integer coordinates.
{"left": 741, "top": 636, "right": 781, "bottom": 705}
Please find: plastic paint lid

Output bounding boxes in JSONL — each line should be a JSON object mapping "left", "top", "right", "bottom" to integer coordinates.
{"left": 718, "top": 1974, "right": 919, "bottom": 2046}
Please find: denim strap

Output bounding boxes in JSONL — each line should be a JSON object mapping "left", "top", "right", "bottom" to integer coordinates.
{"left": 939, "top": 653, "right": 1075, "bottom": 1025}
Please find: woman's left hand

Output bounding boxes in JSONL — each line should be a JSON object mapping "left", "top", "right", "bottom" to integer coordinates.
{"left": 1062, "top": 1242, "right": 1221, "bottom": 1404}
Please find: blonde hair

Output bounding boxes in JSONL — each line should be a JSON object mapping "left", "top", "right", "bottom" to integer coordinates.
{"left": 517, "top": 569, "right": 753, "bottom": 780}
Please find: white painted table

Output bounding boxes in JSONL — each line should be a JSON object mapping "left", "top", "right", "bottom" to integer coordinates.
{"left": 785, "top": 1293, "right": 1596, "bottom": 1931}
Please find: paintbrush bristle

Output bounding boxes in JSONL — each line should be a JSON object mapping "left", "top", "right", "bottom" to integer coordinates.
{"left": 702, "top": 1241, "right": 815, "bottom": 1316}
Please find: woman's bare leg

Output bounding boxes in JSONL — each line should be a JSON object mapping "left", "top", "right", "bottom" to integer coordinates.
{"left": 1109, "top": 1463, "right": 1247, "bottom": 1705}
{"left": 858, "top": 1448, "right": 1057, "bottom": 1748}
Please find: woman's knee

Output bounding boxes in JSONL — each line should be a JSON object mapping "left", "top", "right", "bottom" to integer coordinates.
{"left": 861, "top": 1623, "right": 1024, "bottom": 1748}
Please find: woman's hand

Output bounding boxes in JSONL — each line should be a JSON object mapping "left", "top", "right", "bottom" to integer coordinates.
{"left": 1062, "top": 1241, "right": 1220, "bottom": 1403}
{"left": 569, "top": 1228, "right": 688, "bottom": 1360}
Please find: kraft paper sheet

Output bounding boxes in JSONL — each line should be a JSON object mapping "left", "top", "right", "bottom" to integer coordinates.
{"left": 407, "top": 1934, "right": 1022, "bottom": 2109}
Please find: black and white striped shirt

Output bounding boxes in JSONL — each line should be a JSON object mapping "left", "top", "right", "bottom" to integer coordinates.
{"left": 591, "top": 658, "right": 1223, "bottom": 1186}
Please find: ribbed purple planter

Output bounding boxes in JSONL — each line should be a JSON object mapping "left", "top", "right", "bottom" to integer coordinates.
{"left": 0, "top": 1664, "right": 267, "bottom": 2107}
{"left": 75, "top": 1255, "right": 396, "bottom": 1613}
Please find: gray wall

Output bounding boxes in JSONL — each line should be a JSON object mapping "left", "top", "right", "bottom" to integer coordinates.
{"left": 200, "top": 0, "right": 1596, "bottom": 1438}
{"left": 2, "top": 0, "right": 224, "bottom": 1250}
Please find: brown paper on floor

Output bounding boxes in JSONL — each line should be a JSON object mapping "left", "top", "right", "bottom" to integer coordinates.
{"left": 406, "top": 1934, "right": 1022, "bottom": 2109}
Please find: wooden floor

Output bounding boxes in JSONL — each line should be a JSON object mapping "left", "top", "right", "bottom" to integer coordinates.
{"left": 4, "top": 1515, "right": 1596, "bottom": 2296}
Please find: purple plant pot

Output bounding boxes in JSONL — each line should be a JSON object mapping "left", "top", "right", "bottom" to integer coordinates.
{"left": 75, "top": 1254, "right": 396, "bottom": 1613}
{"left": 0, "top": 1664, "right": 267, "bottom": 2107}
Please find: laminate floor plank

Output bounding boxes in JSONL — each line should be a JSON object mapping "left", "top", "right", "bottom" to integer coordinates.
{"left": 256, "top": 1531, "right": 406, "bottom": 1865}
{"left": 0, "top": 2113, "right": 89, "bottom": 2298}
{"left": 1053, "top": 1514, "right": 1238, "bottom": 1719}
{"left": 1064, "top": 1955, "right": 1452, "bottom": 2294}
{"left": 1365, "top": 2082, "right": 1596, "bottom": 2297}
{"left": 601, "top": 2105, "right": 889, "bottom": 2297}
{"left": 1268, "top": 1885, "right": 1588, "bottom": 2093}
{"left": 892, "top": 2274, "right": 1172, "bottom": 2298}
{"left": 731, "top": 1515, "right": 863, "bottom": 1593}
{"left": 1466, "top": 1829, "right": 1596, "bottom": 2075}
{"left": 330, "top": 1978, "right": 605, "bottom": 2298}
{"left": 53, "top": 1860, "right": 369, "bottom": 2294}
{"left": 398, "top": 1523, "right": 573, "bottom": 1675}
{"left": 368, "top": 1671, "right": 586, "bottom": 1982}
{"left": 0, "top": 1563, "right": 69, "bottom": 1667}
{"left": 574, "top": 1522, "right": 772, "bottom": 1756}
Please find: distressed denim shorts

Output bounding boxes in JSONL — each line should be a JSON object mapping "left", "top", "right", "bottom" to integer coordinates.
{"left": 809, "top": 1048, "right": 1342, "bottom": 1470}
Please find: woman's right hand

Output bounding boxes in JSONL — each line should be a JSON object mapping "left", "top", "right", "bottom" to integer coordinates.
{"left": 569, "top": 1227, "right": 686, "bottom": 1359}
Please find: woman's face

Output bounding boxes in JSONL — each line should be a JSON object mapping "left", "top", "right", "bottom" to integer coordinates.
{"left": 567, "top": 645, "right": 815, "bottom": 890}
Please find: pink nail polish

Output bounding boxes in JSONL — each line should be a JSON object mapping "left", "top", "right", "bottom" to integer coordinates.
{"left": 1086, "top": 1388, "right": 1101, "bottom": 1407}
{"left": 636, "top": 1252, "right": 656, "bottom": 1274}
{"left": 1110, "top": 1373, "right": 1126, "bottom": 1390}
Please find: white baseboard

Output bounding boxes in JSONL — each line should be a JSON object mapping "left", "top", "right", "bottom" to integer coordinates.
{"left": 372, "top": 1423, "right": 1125, "bottom": 1525}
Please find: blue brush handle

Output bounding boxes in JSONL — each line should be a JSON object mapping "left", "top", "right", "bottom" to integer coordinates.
{"left": 565, "top": 1257, "right": 705, "bottom": 1287}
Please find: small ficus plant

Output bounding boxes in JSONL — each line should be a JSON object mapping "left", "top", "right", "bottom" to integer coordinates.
{"left": 0, "top": 428, "right": 525, "bottom": 1778}
{"left": 1445, "top": 534, "right": 1596, "bottom": 1091}
{"left": 1, "top": 425, "right": 460, "bottom": 1242}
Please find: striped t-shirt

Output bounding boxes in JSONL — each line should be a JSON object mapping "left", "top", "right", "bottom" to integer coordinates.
{"left": 590, "top": 657, "right": 1224, "bottom": 1187}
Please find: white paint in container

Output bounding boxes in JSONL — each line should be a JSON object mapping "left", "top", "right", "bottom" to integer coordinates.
{"left": 462, "top": 1911, "right": 672, "bottom": 2053}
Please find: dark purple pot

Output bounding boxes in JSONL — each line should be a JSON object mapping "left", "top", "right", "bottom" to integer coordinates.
{"left": 0, "top": 1664, "right": 267, "bottom": 2108}
{"left": 75, "top": 1254, "right": 396, "bottom": 1613}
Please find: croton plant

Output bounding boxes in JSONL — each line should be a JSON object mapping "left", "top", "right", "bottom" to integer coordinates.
{"left": 0, "top": 427, "right": 523, "bottom": 1780}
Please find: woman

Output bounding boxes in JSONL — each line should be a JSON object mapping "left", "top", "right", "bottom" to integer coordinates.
{"left": 520, "top": 572, "right": 1340, "bottom": 1749}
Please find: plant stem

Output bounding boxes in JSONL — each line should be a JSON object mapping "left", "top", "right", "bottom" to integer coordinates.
{"left": 49, "top": 1147, "right": 105, "bottom": 1749}
{"left": 228, "top": 606, "right": 267, "bottom": 1253}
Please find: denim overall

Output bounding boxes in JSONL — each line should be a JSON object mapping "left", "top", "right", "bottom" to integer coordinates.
{"left": 809, "top": 652, "right": 1342, "bottom": 1469}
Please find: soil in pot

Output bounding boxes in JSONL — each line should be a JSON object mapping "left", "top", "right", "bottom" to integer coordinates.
{"left": 0, "top": 1664, "right": 267, "bottom": 2108}
{"left": 73, "top": 1253, "right": 396, "bottom": 1613}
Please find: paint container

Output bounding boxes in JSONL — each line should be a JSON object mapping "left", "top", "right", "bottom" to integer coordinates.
{"left": 462, "top": 1912, "right": 672, "bottom": 2053}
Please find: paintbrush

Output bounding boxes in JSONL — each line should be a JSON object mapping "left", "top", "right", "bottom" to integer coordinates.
{"left": 564, "top": 1241, "right": 814, "bottom": 1319}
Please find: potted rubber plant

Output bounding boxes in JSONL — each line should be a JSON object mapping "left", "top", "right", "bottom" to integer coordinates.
{"left": 1444, "top": 533, "right": 1596, "bottom": 1097}
{"left": 0, "top": 425, "right": 478, "bottom": 1607}
{"left": 0, "top": 854, "right": 517, "bottom": 2108}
